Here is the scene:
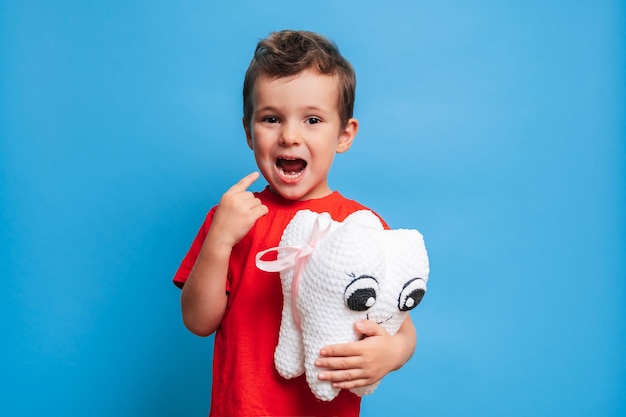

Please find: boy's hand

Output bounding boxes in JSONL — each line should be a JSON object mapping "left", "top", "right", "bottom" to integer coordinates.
{"left": 315, "top": 319, "right": 414, "bottom": 390}
{"left": 180, "top": 172, "right": 267, "bottom": 337}
{"left": 211, "top": 172, "right": 269, "bottom": 248}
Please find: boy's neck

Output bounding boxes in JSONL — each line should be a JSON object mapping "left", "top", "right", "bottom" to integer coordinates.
{"left": 265, "top": 185, "right": 336, "bottom": 202}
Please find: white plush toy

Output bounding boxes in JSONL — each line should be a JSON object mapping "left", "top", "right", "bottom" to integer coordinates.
{"left": 256, "top": 209, "right": 429, "bottom": 401}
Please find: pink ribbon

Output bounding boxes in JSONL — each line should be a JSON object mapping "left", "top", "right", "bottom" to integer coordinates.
{"left": 256, "top": 213, "right": 333, "bottom": 329}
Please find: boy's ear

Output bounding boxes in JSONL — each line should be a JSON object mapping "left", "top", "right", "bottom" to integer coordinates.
{"left": 243, "top": 117, "right": 253, "bottom": 150}
{"left": 337, "top": 118, "right": 358, "bottom": 153}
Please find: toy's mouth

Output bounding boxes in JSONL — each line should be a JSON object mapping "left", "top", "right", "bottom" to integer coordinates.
{"left": 366, "top": 313, "right": 394, "bottom": 325}
{"left": 276, "top": 157, "right": 307, "bottom": 179}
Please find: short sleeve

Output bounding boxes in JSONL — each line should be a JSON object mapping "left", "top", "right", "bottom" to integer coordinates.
{"left": 172, "top": 207, "right": 217, "bottom": 288}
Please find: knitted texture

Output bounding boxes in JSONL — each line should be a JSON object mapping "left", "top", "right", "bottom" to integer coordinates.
{"left": 256, "top": 209, "right": 429, "bottom": 401}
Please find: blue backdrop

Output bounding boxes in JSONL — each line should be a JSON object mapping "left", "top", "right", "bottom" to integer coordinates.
{"left": 1, "top": 1, "right": 624, "bottom": 416}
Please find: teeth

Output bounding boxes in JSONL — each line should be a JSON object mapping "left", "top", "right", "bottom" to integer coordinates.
{"left": 279, "top": 167, "right": 304, "bottom": 179}
{"left": 276, "top": 157, "right": 306, "bottom": 178}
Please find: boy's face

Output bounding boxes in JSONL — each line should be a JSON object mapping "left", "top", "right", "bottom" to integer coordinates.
{"left": 244, "top": 70, "right": 357, "bottom": 201}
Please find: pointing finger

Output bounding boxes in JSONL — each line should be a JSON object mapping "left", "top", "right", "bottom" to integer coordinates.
{"left": 230, "top": 171, "right": 261, "bottom": 192}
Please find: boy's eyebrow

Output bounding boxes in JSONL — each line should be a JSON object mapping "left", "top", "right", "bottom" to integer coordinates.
{"left": 255, "top": 104, "right": 330, "bottom": 114}
{"left": 254, "top": 105, "right": 278, "bottom": 113}
{"left": 301, "top": 105, "right": 328, "bottom": 113}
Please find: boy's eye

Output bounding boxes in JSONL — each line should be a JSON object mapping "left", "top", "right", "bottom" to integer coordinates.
{"left": 263, "top": 116, "right": 279, "bottom": 124}
{"left": 307, "top": 117, "right": 321, "bottom": 125}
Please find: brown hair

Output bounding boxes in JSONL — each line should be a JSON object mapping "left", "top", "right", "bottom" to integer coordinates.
{"left": 242, "top": 30, "right": 356, "bottom": 129}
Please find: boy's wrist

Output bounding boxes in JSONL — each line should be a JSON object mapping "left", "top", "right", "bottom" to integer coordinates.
{"left": 205, "top": 228, "right": 236, "bottom": 256}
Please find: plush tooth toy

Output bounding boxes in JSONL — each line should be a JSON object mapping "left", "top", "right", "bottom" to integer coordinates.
{"left": 256, "top": 209, "right": 429, "bottom": 401}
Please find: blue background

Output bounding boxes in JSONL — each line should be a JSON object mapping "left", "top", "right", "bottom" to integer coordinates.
{"left": 1, "top": 1, "right": 624, "bottom": 416}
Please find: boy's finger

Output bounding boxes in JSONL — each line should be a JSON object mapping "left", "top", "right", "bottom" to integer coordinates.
{"left": 319, "top": 341, "right": 359, "bottom": 358}
{"left": 230, "top": 171, "right": 261, "bottom": 192}
{"left": 250, "top": 201, "right": 269, "bottom": 218}
{"left": 315, "top": 355, "right": 358, "bottom": 371}
{"left": 354, "top": 320, "right": 386, "bottom": 338}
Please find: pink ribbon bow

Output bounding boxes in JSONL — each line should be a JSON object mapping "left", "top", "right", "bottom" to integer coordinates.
{"left": 256, "top": 213, "right": 333, "bottom": 329}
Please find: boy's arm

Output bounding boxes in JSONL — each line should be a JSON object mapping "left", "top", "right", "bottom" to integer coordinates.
{"left": 180, "top": 172, "right": 268, "bottom": 337}
{"left": 315, "top": 315, "right": 417, "bottom": 389}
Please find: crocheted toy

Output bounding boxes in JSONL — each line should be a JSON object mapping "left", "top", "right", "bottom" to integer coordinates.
{"left": 256, "top": 209, "right": 429, "bottom": 401}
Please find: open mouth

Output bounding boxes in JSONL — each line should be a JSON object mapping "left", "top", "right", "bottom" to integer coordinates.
{"left": 276, "top": 157, "right": 307, "bottom": 179}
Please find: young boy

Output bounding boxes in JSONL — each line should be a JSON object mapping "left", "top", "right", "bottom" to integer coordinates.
{"left": 173, "top": 30, "right": 417, "bottom": 417}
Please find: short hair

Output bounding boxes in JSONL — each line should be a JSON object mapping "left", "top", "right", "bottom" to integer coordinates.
{"left": 242, "top": 30, "right": 356, "bottom": 129}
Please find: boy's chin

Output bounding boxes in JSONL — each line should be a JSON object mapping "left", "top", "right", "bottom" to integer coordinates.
{"left": 268, "top": 185, "right": 305, "bottom": 201}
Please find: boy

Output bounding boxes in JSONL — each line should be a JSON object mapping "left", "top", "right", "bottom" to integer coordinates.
{"left": 173, "top": 30, "right": 417, "bottom": 416}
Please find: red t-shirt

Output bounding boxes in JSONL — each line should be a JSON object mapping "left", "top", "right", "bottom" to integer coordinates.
{"left": 173, "top": 187, "right": 386, "bottom": 417}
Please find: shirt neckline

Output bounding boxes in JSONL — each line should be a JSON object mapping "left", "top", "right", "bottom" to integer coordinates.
{"left": 257, "top": 186, "right": 342, "bottom": 210}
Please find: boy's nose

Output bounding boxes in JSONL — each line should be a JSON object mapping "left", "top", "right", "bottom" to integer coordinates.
{"left": 279, "top": 125, "right": 302, "bottom": 146}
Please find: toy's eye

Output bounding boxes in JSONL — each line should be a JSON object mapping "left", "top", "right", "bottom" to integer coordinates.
{"left": 344, "top": 275, "right": 378, "bottom": 311}
{"left": 398, "top": 278, "right": 426, "bottom": 311}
